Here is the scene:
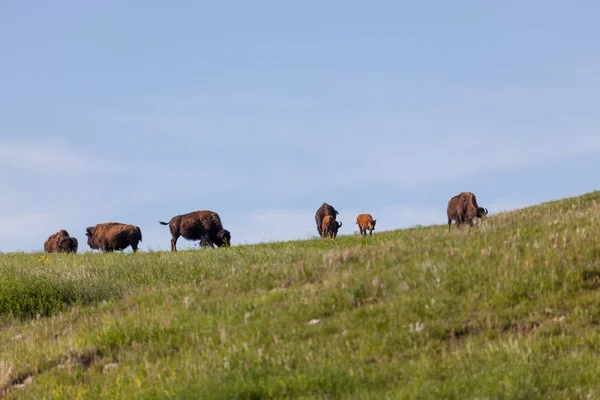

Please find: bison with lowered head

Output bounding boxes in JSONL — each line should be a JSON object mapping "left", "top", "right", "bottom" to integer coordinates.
{"left": 44, "top": 229, "right": 78, "bottom": 254}
{"left": 315, "top": 202, "right": 339, "bottom": 236}
{"left": 356, "top": 214, "right": 376, "bottom": 236}
{"left": 159, "top": 210, "right": 231, "bottom": 252}
{"left": 447, "top": 191, "right": 488, "bottom": 231}
{"left": 86, "top": 222, "right": 142, "bottom": 252}
{"left": 321, "top": 215, "right": 342, "bottom": 239}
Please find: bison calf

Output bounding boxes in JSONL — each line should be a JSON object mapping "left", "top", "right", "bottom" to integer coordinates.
{"left": 44, "top": 229, "right": 78, "bottom": 254}
{"left": 159, "top": 210, "right": 231, "bottom": 252}
{"left": 86, "top": 222, "right": 142, "bottom": 252}
{"left": 356, "top": 214, "right": 376, "bottom": 236}
{"left": 321, "top": 215, "right": 342, "bottom": 239}
{"left": 447, "top": 192, "right": 488, "bottom": 231}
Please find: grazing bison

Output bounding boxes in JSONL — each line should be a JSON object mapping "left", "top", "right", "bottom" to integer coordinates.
{"left": 321, "top": 215, "right": 342, "bottom": 239}
{"left": 315, "top": 202, "right": 339, "bottom": 236}
{"left": 159, "top": 210, "right": 231, "bottom": 252}
{"left": 86, "top": 222, "right": 142, "bottom": 252}
{"left": 447, "top": 192, "right": 488, "bottom": 231}
{"left": 356, "top": 214, "right": 377, "bottom": 236}
{"left": 44, "top": 229, "right": 78, "bottom": 254}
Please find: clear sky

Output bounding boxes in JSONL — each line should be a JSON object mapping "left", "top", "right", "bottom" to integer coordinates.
{"left": 1, "top": 1, "right": 599, "bottom": 252}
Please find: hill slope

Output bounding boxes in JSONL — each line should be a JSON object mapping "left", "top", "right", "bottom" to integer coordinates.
{"left": 1, "top": 191, "right": 600, "bottom": 399}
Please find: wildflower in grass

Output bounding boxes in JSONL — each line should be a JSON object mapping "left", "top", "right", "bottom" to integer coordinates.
{"left": 409, "top": 322, "right": 424, "bottom": 334}
{"left": 38, "top": 254, "right": 52, "bottom": 265}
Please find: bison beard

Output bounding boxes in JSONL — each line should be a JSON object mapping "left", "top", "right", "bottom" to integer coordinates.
{"left": 159, "top": 210, "right": 231, "bottom": 252}
{"left": 44, "top": 229, "right": 78, "bottom": 254}
{"left": 86, "top": 222, "right": 142, "bottom": 252}
{"left": 315, "top": 202, "right": 339, "bottom": 236}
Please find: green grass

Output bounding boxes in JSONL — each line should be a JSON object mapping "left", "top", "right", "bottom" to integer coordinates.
{"left": 1, "top": 191, "right": 600, "bottom": 399}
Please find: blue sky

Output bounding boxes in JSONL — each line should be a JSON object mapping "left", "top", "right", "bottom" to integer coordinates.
{"left": 1, "top": 1, "right": 598, "bottom": 252}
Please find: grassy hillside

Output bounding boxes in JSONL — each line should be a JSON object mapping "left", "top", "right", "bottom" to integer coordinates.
{"left": 1, "top": 191, "right": 600, "bottom": 399}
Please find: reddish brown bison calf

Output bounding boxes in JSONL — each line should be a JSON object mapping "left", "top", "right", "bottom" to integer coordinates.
{"left": 321, "top": 215, "right": 342, "bottom": 239}
{"left": 159, "top": 210, "right": 231, "bottom": 252}
{"left": 315, "top": 202, "right": 339, "bottom": 236}
{"left": 447, "top": 191, "right": 488, "bottom": 231}
{"left": 356, "top": 214, "right": 376, "bottom": 236}
{"left": 86, "top": 222, "right": 143, "bottom": 252}
{"left": 44, "top": 229, "right": 78, "bottom": 254}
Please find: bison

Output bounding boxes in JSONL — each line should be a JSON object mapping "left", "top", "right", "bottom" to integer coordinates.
{"left": 44, "top": 229, "right": 78, "bottom": 254}
{"left": 86, "top": 222, "right": 142, "bottom": 252}
{"left": 356, "top": 214, "right": 377, "bottom": 236}
{"left": 321, "top": 215, "right": 342, "bottom": 239}
{"left": 447, "top": 192, "right": 488, "bottom": 231}
{"left": 159, "top": 210, "right": 231, "bottom": 252}
{"left": 315, "top": 202, "right": 339, "bottom": 236}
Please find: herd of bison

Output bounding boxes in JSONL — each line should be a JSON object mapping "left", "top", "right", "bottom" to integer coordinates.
{"left": 42, "top": 191, "right": 488, "bottom": 254}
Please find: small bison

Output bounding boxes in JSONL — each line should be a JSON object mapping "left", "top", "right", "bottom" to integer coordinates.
{"left": 356, "top": 214, "right": 376, "bottom": 236}
{"left": 321, "top": 215, "right": 342, "bottom": 239}
{"left": 159, "top": 210, "right": 231, "bottom": 252}
{"left": 86, "top": 222, "right": 143, "bottom": 252}
{"left": 315, "top": 202, "right": 339, "bottom": 236}
{"left": 44, "top": 229, "right": 78, "bottom": 254}
{"left": 447, "top": 191, "right": 488, "bottom": 231}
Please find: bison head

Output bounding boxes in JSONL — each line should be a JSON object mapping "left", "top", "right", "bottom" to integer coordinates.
{"left": 475, "top": 207, "right": 488, "bottom": 218}
{"left": 85, "top": 227, "right": 96, "bottom": 248}
{"left": 368, "top": 219, "right": 376, "bottom": 231}
{"left": 216, "top": 229, "right": 231, "bottom": 247}
{"left": 58, "top": 237, "right": 78, "bottom": 253}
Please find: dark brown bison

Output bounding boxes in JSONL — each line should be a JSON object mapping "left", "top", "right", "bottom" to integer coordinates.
{"left": 447, "top": 192, "right": 488, "bottom": 231}
{"left": 321, "top": 215, "right": 342, "bottom": 239}
{"left": 86, "top": 222, "right": 142, "bottom": 252}
{"left": 315, "top": 202, "right": 339, "bottom": 236}
{"left": 356, "top": 214, "right": 376, "bottom": 236}
{"left": 159, "top": 210, "right": 231, "bottom": 252}
{"left": 44, "top": 229, "right": 78, "bottom": 254}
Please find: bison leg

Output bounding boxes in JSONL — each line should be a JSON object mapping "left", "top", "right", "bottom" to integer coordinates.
{"left": 171, "top": 234, "right": 180, "bottom": 252}
{"left": 131, "top": 242, "right": 139, "bottom": 252}
{"left": 199, "top": 236, "right": 214, "bottom": 248}
{"left": 448, "top": 218, "right": 452, "bottom": 232}
{"left": 369, "top": 229, "right": 373, "bottom": 236}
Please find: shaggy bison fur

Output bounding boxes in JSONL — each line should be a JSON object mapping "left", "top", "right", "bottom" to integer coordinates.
{"left": 315, "top": 202, "right": 339, "bottom": 236}
{"left": 86, "top": 222, "right": 142, "bottom": 252}
{"left": 447, "top": 191, "right": 488, "bottom": 231}
{"left": 321, "top": 215, "right": 342, "bottom": 239}
{"left": 159, "top": 210, "right": 231, "bottom": 252}
{"left": 356, "top": 214, "right": 377, "bottom": 236}
{"left": 44, "top": 229, "right": 78, "bottom": 254}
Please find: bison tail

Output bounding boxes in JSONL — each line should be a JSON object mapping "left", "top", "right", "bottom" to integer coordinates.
{"left": 159, "top": 221, "right": 169, "bottom": 226}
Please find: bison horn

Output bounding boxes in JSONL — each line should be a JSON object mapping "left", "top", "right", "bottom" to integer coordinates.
{"left": 337, "top": 221, "right": 343, "bottom": 228}
{"left": 485, "top": 208, "right": 488, "bottom": 215}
